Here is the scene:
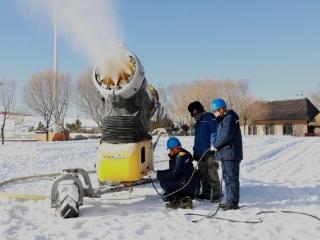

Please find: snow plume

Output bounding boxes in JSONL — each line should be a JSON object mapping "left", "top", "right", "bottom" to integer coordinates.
{"left": 17, "top": 0, "right": 130, "bottom": 85}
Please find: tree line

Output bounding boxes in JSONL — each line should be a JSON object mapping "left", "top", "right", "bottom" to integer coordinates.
{"left": 157, "top": 79, "right": 254, "bottom": 132}
{"left": 1, "top": 68, "right": 320, "bottom": 144}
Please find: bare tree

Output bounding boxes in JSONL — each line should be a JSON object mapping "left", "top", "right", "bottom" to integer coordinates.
{"left": 53, "top": 72, "right": 71, "bottom": 138}
{"left": 219, "top": 80, "right": 246, "bottom": 112}
{"left": 159, "top": 79, "right": 253, "bottom": 133}
{"left": 219, "top": 80, "right": 254, "bottom": 134}
{"left": 164, "top": 80, "right": 220, "bottom": 125}
{"left": 0, "top": 80, "right": 15, "bottom": 145}
{"left": 23, "top": 70, "right": 70, "bottom": 141}
{"left": 194, "top": 79, "right": 220, "bottom": 110}
{"left": 76, "top": 68, "right": 104, "bottom": 127}
{"left": 238, "top": 95, "right": 255, "bottom": 135}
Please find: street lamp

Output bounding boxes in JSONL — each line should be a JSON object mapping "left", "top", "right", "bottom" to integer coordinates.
{"left": 53, "top": 1, "right": 59, "bottom": 127}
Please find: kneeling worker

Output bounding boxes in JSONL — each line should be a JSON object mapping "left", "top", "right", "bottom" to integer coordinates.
{"left": 155, "top": 137, "right": 200, "bottom": 209}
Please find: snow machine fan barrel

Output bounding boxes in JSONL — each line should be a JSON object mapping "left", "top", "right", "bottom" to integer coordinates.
{"left": 93, "top": 51, "right": 145, "bottom": 100}
{"left": 92, "top": 50, "right": 159, "bottom": 129}
{"left": 93, "top": 50, "right": 158, "bottom": 183}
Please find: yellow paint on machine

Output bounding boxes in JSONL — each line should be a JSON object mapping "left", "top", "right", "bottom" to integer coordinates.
{"left": 97, "top": 140, "right": 154, "bottom": 182}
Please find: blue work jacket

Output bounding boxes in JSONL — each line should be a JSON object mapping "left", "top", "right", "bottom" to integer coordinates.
{"left": 214, "top": 110, "right": 243, "bottom": 161}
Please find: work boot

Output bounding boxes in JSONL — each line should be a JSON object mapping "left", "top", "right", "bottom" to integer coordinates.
{"left": 197, "top": 190, "right": 221, "bottom": 202}
{"left": 210, "top": 194, "right": 221, "bottom": 203}
{"left": 196, "top": 189, "right": 211, "bottom": 200}
{"left": 179, "top": 196, "right": 193, "bottom": 209}
{"left": 196, "top": 192, "right": 209, "bottom": 200}
{"left": 161, "top": 192, "right": 173, "bottom": 202}
{"left": 219, "top": 202, "right": 239, "bottom": 211}
{"left": 165, "top": 198, "right": 180, "bottom": 209}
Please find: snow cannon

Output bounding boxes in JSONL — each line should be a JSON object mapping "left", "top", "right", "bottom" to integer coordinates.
{"left": 93, "top": 50, "right": 159, "bottom": 183}
{"left": 50, "top": 50, "right": 162, "bottom": 219}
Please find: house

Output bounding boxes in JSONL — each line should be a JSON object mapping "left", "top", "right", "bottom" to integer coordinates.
{"left": 243, "top": 98, "right": 320, "bottom": 136}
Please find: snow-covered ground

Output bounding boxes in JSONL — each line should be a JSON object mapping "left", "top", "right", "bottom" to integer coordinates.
{"left": 2, "top": 115, "right": 98, "bottom": 140}
{"left": 0, "top": 136, "right": 319, "bottom": 240}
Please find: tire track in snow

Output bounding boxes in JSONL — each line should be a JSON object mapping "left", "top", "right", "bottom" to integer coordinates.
{"left": 242, "top": 137, "right": 301, "bottom": 171}
{"left": 242, "top": 137, "right": 320, "bottom": 185}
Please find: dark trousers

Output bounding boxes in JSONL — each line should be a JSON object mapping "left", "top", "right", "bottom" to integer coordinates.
{"left": 222, "top": 160, "right": 240, "bottom": 206}
{"left": 197, "top": 155, "right": 220, "bottom": 196}
{"left": 159, "top": 181, "right": 185, "bottom": 202}
{"left": 159, "top": 179, "right": 199, "bottom": 202}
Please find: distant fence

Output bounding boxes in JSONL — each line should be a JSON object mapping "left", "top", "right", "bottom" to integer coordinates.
{"left": 5, "top": 139, "right": 39, "bottom": 142}
{"left": 305, "top": 133, "right": 320, "bottom": 137}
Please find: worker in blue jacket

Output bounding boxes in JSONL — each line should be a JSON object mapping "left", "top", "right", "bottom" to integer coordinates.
{"left": 210, "top": 98, "right": 243, "bottom": 210}
{"left": 188, "top": 101, "right": 220, "bottom": 201}
{"left": 156, "top": 137, "right": 200, "bottom": 209}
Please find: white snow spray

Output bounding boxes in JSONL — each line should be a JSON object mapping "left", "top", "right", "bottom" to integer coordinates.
{"left": 16, "top": 0, "right": 130, "bottom": 85}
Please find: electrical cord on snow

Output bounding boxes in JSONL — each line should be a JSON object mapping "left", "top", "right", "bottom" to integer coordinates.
{"left": 184, "top": 160, "right": 261, "bottom": 224}
{"left": 185, "top": 161, "right": 225, "bottom": 223}
{"left": 149, "top": 149, "right": 210, "bottom": 200}
{"left": 149, "top": 148, "right": 320, "bottom": 224}
{"left": 256, "top": 210, "right": 320, "bottom": 222}
{"left": 149, "top": 148, "right": 252, "bottom": 223}
{"left": 149, "top": 147, "right": 229, "bottom": 222}
{"left": 184, "top": 162, "right": 320, "bottom": 224}
{"left": 183, "top": 160, "right": 263, "bottom": 224}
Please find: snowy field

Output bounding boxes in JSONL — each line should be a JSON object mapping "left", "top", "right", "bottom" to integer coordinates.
{"left": 0, "top": 136, "right": 319, "bottom": 240}
{"left": 2, "top": 115, "right": 98, "bottom": 140}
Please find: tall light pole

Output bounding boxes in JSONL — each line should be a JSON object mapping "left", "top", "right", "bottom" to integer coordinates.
{"left": 53, "top": 1, "right": 58, "bottom": 127}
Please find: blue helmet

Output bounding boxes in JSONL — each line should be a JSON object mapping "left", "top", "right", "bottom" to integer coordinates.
{"left": 167, "top": 137, "right": 181, "bottom": 149}
{"left": 211, "top": 98, "right": 227, "bottom": 112}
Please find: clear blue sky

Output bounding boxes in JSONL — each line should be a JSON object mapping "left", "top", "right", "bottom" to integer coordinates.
{"left": 1, "top": 0, "right": 320, "bottom": 109}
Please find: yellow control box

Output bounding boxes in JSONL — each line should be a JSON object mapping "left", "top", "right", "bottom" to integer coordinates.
{"left": 96, "top": 140, "right": 154, "bottom": 182}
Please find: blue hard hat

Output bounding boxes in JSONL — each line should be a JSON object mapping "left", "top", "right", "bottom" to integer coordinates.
{"left": 167, "top": 137, "right": 181, "bottom": 149}
{"left": 211, "top": 98, "right": 227, "bottom": 112}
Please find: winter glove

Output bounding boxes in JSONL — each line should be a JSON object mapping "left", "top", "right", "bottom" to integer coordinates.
{"left": 210, "top": 145, "right": 217, "bottom": 152}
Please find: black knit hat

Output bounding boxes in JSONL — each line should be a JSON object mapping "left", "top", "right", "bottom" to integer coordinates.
{"left": 188, "top": 101, "right": 205, "bottom": 116}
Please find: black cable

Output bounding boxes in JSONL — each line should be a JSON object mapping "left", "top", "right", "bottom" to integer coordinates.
{"left": 149, "top": 176, "right": 163, "bottom": 195}
{"left": 205, "top": 210, "right": 320, "bottom": 224}
{"left": 150, "top": 148, "right": 320, "bottom": 224}
{"left": 185, "top": 165, "right": 320, "bottom": 224}
{"left": 186, "top": 176, "right": 320, "bottom": 224}
{"left": 149, "top": 147, "right": 225, "bottom": 222}
{"left": 185, "top": 161, "right": 223, "bottom": 222}
{"left": 151, "top": 152, "right": 260, "bottom": 224}
{"left": 149, "top": 148, "right": 211, "bottom": 199}
{"left": 256, "top": 210, "right": 320, "bottom": 222}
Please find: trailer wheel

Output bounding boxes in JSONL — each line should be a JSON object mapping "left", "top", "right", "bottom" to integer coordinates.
{"left": 59, "top": 195, "right": 80, "bottom": 218}
{"left": 56, "top": 181, "right": 81, "bottom": 218}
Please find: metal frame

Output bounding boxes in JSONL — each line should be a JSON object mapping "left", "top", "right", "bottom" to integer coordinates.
{"left": 50, "top": 168, "right": 100, "bottom": 208}
{"left": 50, "top": 167, "right": 158, "bottom": 209}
